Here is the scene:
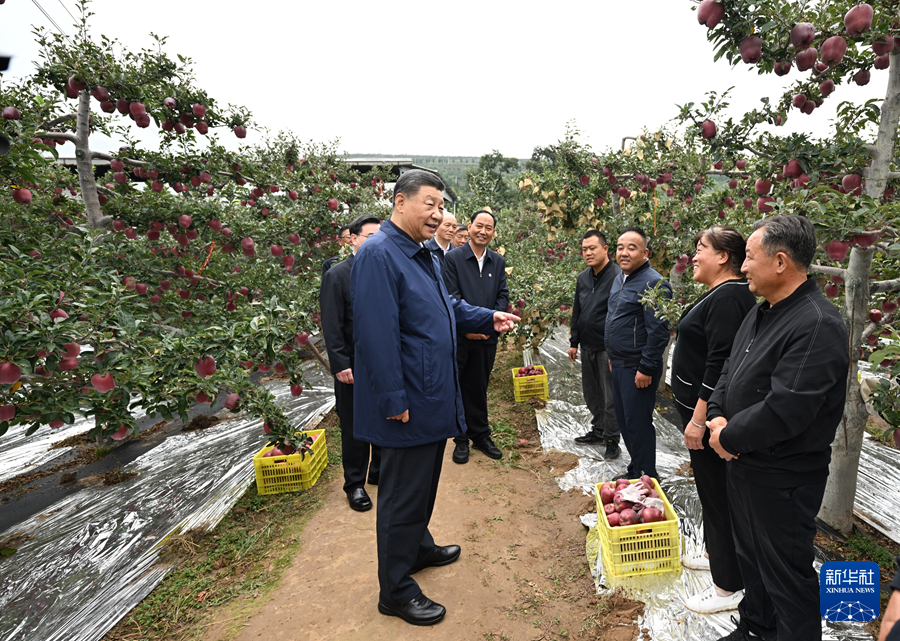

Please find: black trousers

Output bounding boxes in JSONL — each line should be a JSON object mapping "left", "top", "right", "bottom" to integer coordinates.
{"left": 676, "top": 410, "right": 743, "bottom": 592}
{"left": 334, "top": 378, "right": 380, "bottom": 492}
{"left": 454, "top": 341, "right": 496, "bottom": 445}
{"left": 377, "top": 440, "right": 445, "bottom": 605}
{"left": 610, "top": 363, "right": 663, "bottom": 478}
{"left": 728, "top": 469, "right": 826, "bottom": 641}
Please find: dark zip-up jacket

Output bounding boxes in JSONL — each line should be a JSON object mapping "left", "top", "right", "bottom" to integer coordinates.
{"left": 707, "top": 277, "right": 849, "bottom": 488}
{"left": 604, "top": 259, "right": 672, "bottom": 375}
{"left": 424, "top": 236, "right": 453, "bottom": 269}
{"left": 442, "top": 242, "right": 508, "bottom": 345}
{"left": 319, "top": 254, "right": 354, "bottom": 374}
{"left": 570, "top": 260, "right": 621, "bottom": 352}
{"left": 671, "top": 279, "right": 756, "bottom": 414}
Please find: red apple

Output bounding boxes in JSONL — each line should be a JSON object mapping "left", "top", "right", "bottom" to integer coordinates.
{"left": 0, "top": 405, "right": 15, "bottom": 422}
{"left": 791, "top": 22, "right": 815, "bottom": 50}
{"left": 755, "top": 179, "right": 772, "bottom": 195}
{"left": 579, "top": 175, "right": 590, "bottom": 185}
{"left": 12, "top": 188, "right": 32, "bottom": 205}
{"left": 875, "top": 55, "right": 890, "bottom": 70}
{"left": 327, "top": 198, "right": 339, "bottom": 211}
{"left": 178, "top": 214, "right": 192, "bottom": 228}
{"left": 271, "top": 244, "right": 284, "bottom": 257}
{"left": 773, "top": 60, "right": 792, "bottom": 76}
{"left": 0, "top": 362, "right": 22, "bottom": 385}
{"left": 111, "top": 425, "right": 129, "bottom": 440}
{"left": 91, "top": 373, "right": 116, "bottom": 392}
{"left": 696, "top": 0, "right": 724, "bottom": 29}
{"left": 50, "top": 309, "right": 69, "bottom": 321}
{"left": 821, "top": 36, "right": 848, "bottom": 67}
{"left": 740, "top": 36, "right": 762, "bottom": 64}
{"left": 845, "top": 3, "right": 874, "bottom": 37}
{"left": 192, "top": 103, "right": 206, "bottom": 118}
{"left": 195, "top": 121, "right": 208, "bottom": 135}
{"left": 842, "top": 174, "right": 863, "bottom": 196}
{"left": 234, "top": 125, "right": 247, "bottom": 139}
{"left": 700, "top": 120, "right": 716, "bottom": 139}
{"left": 784, "top": 159, "right": 802, "bottom": 178}
{"left": 2, "top": 106, "right": 21, "bottom": 120}
{"left": 824, "top": 283, "right": 840, "bottom": 297}
{"left": 194, "top": 355, "right": 217, "bottom": 378}
{"left": 796, "top": 48, "right": 818, "bottom": 71}
{"left": 758, "top": 196, "right": 776, "bottom": 213}
{"left": 870, "top": 309, "right": 883, "bottom": 323}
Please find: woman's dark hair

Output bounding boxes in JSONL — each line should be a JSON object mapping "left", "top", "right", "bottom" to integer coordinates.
{"left": 693, "top": 226, "right": 747, "bottom": 276}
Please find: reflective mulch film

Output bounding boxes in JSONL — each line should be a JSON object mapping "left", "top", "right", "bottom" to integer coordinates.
{"left": 530, "top": 329, "right": 892, "bottom": 641}
{"left": 0, "top": 362, "right": 334, "bottom": 641}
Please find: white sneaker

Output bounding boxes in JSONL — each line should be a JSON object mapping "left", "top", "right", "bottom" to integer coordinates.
{"left": 684, "top": 585, "right": 744, "bottom": 614}
{"left": 682, "top": 549, "right": 711, "bottom": 570}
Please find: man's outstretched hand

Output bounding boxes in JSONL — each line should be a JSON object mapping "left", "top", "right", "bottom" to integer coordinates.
{"left": 493, "top": 312, "right": 519, "bottom": 333}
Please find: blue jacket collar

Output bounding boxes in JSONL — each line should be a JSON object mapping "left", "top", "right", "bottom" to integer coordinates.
{"left": 385, "top": 219, "right": 427, "bottom": 259}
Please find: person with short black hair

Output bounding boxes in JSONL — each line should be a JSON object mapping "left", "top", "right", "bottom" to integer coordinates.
{"left": 672, "top": 226, "right": 755, "bottom": 615}
{"left": 443, "top": 208, "right": 509, "bottom": 464}
{"left": 707, "top": 215, "right": 850, "bottom": 641}
{"left": 352, "top": 169, "right": 518, "bottom": 626}
{"left": 605, "top": 226, "right": 671, "bottom": 481}
{"left": 569, "top": 230, "right": 622, "bottom": 459}
{"left": 451, "top": 224, "right": 468, "bottom": 247}
{"left": 320, "top": 214, "right": 382, "bottom": 512}
{"left": 322, "top": 225, "right": 352, "bottom": 275}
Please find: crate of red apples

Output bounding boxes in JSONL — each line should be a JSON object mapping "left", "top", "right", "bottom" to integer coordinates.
{"left": 594, "top": 475, "right": 681, "bottom": 578}
{"left": 510, "top": 364, "right": 549, "bottom": 402}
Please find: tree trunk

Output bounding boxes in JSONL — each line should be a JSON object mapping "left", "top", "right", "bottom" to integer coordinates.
{"left": 74, "top": 90, "right": 110, "bottom": 229}
{"left": 817, "top": 49, "right": 900, "bottom": 535}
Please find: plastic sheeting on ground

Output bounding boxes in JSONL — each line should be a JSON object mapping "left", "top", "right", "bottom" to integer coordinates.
{"left": 529, "top": 329, "right": 894, "bottom": 641}
{"left": 0, "top": 362, "right": 335, "bottom": 641}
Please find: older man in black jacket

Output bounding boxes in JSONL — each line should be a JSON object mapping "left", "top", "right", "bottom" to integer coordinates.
{"left": 320, "top": 214, "right": 383, "bottom": 512}
{"left": 707, "top": 215, "right": 849, "bottom": 641}
{"left": 443, "top": 209, "right": 509, "bottom": 464}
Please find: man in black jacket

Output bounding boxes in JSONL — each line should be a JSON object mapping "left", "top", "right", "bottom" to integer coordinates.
{"left": 707, "top": 215, "right": 849, "bottom": 641}
{"left": 568, "top": 230, "right": 622, "bottom": 460}
{"left": 424, "top": 212, "right": 456, "bottom": 268}
{"left": 442, "top": 209, "right": 509, "bottom": 464}
{"left": 320, "top": 214, "right": 383, "bottom": 512}
{"left": 321, "top": 225, "right": 352, "bottom": 275}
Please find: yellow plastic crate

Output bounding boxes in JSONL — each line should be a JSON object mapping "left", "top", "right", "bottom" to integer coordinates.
{"left": 253, "top": 429, "right": 328, "bottom": 495}
{"left": 511, "top": 366, "right": 549, "bottom": 402}
{"left": 595, "top": 478, "right": 681, "bottom": 578}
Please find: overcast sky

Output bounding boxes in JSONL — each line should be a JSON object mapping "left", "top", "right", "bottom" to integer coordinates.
{"left": 1, "top": 0, "right": 886, "bottom": 159}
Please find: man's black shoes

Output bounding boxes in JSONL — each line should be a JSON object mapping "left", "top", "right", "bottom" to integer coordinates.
{"left": 472, "top": 437, "right": 502, "bottom": 459}
{"left": 452, "top": 441, "right": 469, "bottom": 464}
{"left": 347, "top": 487, "right": 372, "bottom": 512}
{"left": 603, "top": 439, "right": 621, "bottom": 461}
{"left": 378, "top": 593, "right": 446, "bottom": 626}
{"left": 574, "top": 431, "right": 604, "bottom": 445}
{"left": 410, "top": 544, "right": 461, "bottom": 574}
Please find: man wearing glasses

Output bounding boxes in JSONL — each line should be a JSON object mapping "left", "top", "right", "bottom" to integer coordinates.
{"left": 322, "top": 225, "right": 352, "bottom": 275}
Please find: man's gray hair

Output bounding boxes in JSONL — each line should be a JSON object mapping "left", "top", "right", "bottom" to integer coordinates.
{"left": 393, "top": 169, "right": 445, "bottom": 206}
{"left": 751, "top": 215, "right": 817, "bottom": 269}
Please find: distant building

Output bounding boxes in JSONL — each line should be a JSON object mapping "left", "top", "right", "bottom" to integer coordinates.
{"left": 342, "top": 158, "right": 459, "bottom": 211}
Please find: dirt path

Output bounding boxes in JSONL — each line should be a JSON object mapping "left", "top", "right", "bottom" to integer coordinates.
{"left": 209, "top": 446, "right": 641, "bottom": 641}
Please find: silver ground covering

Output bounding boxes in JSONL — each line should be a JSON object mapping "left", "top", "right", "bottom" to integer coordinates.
{"left": 530, "top": 329, "right": 896, "bottom": 641}
{"left": 0, "top": 361, "right": 334, "bottom": 641}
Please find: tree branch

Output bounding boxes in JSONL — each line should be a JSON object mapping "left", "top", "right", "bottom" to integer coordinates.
{"left": 152, "top": 269, "right": 226, "bottom": 286}
{"left": 91, "top": 151, "right": 149, "bottom": 167}
{"left": 870, "top": 278, "right": 900, "bottom": 294}
{"left": 745, "top": 146, "right": 774, "bottom": 161}
{"left": 810, "top": 263, "right": 848, "bottom": 278}
{"left": 38, "top": 114, "right": 77, "bottom": 130}
{"left": 39, "top": 131, "right": 77, "bottom": 143}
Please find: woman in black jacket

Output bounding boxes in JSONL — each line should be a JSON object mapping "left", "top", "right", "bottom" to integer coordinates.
{"left": 671, "top": 226, "right": 756, "bottom": 614}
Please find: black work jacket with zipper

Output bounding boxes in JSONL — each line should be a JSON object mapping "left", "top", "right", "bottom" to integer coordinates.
{"left": 707, "top": 276, "right": 850, "bottom": 488}
{"left": 570, "top": 260, "right": 621, "bottom": 352}
{"left": 442, "top": 241, "right": 508, "bottom": 345}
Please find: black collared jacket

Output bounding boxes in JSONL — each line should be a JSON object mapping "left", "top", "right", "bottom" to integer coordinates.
{"left": 442, "top": 241, "right": 508, "bottom": 345}
{"left": 319, "top": 254, "right": 354, "bottom": 374}
{"left": 570, "top": 260, "right": 621, "bottom": 352}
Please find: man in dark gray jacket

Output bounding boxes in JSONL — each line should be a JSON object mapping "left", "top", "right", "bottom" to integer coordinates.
{"left": 568, "top": 230, "right": 622, "bottom": 460}
{"left": 708, "top": 215, "right": 849, "bottom": 641}
{"left": 605, "top": 227, "right": 671, "bottom": 480}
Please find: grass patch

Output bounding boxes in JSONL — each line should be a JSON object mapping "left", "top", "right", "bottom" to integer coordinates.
{"left": 102, "top": 411, "right": 342, "bottom": 641}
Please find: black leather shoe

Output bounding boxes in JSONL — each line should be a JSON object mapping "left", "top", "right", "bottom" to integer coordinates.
{"left": 603, "top": 440, "right": 621, "bottom": 461}
{"left": 347, "top": 487, "right": 372, "bottom": 512}
{"left": 410, "top": 544, "right": 461, "bottom": 574}
{"left": 574, "top": 431, "right": 604, "bottom": 445}
{"left": 378, "top": 593, "right": 446, "bottom": 626}
{"left": 452, "top": 441, "right": 469, "bottom": 464}
{"left": 472, "top": 437, "right": 502, "bottom": 459}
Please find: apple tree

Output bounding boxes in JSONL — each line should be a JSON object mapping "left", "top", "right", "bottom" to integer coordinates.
{"left": 0, "top": 7, "right": 389, "bottom": 451}
{"left": 689, "top": 0, "right": 900, "bottom": 534}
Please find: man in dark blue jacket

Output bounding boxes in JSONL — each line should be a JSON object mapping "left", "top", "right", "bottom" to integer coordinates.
{"left": 605, "top": 227, "right": 671, "bottom": 480}
{"left": 320, "top": 214, "right": 382, "bottom": 512}
{"left": 569, "top": 230, "right": 622, "bottom": 460}
{"left": 352, "top": 170, "right": 518, "bottom": 626}
{"left": 442, "top": 209, "right": 509, "bottom": 464}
